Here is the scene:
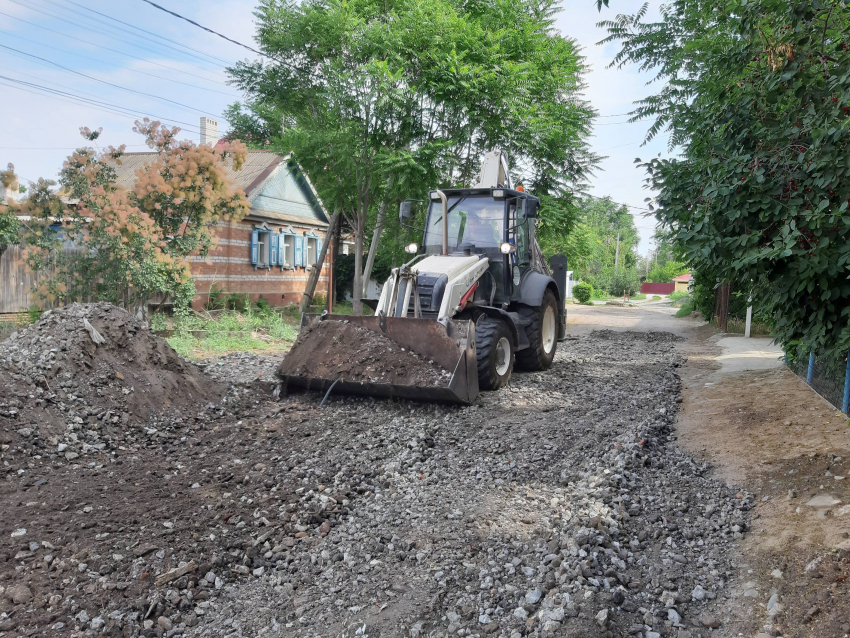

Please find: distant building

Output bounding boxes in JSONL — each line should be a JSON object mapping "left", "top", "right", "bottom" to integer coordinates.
{"left": 109, "top": 149, "right": 331, "bottom": 310}
{"left": 673, "top": 273, "right": 692, "bottom": 293}
{"left": 0, "top": 149, "right": 331, "bottom": 314}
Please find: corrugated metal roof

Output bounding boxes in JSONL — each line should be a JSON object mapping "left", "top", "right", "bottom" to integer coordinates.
{"left": 110, "top": 150, "right": 284, "bottom": 199}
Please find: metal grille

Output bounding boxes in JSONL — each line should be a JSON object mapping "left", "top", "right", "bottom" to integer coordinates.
{"left": 787, "top": 349, "right": 849, "bottom": 413}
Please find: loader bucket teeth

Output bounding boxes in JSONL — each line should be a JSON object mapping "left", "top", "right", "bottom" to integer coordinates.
{"left": 276, "top": 314, "right": 479, "bottom": 405}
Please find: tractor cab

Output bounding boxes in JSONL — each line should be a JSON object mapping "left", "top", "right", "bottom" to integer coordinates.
{"left": 420, "top": 188, "right": 539, "bottom": 306}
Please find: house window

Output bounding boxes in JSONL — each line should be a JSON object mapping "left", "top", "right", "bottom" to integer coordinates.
{"left": 281, "top": 234, "right": 295, "bottom": 268}
{"left": 306, "top": 236, "right": 318, "bottom": 266}
{"left": 257, "top": 231, "right": 271, "bottom": 267}
{"left": 251, "top": 227, "right": 277, "bottom": 269}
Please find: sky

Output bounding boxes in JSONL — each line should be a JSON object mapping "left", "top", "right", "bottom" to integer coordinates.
{"left": 0, "top": 0, "right": 669, "bottom": 255}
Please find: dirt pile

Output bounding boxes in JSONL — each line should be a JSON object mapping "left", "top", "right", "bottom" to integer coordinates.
{"left": 0, "top": 303, "right": 225, "bottom": 450}
{"left": 277, "top": 319, "right": 451, "bottom": 386}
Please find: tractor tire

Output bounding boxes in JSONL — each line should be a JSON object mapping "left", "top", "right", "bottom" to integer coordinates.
{"left": 515, "top": 288, "right": 559, "bottom": 371}
{"left": 475, "top": 318, "right": 514, "bottom": 391}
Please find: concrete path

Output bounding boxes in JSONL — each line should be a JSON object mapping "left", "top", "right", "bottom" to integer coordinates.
{"left": 712, "top": 335, "right": 784, "bottom": 374}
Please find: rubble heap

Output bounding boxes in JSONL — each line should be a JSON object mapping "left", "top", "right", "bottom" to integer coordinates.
{"left": 0, "top": 303, "right": 225, "bottom": 458}
{"left": 278, "top": 320, "right": 452, "bottom": 387}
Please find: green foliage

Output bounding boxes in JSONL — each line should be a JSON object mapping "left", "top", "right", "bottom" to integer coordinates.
{"left": 149, "top": 313, "right": 168, "bottom": 331}
{"left": 0, "top": 163, "right": 21, "bottom": 253}
{"left": 205, "top": 284, "right": 227, "bottom": 311}
{"left": 647, "top": 261, "right": 689, "bottom": 283}
{"left": 8, "top": 123, "right": 249, "bottom": 316}
{"left": 669, "top": 290, "right": 690, "bottom": 301}
{"left": 221, "top": 101, "right": 283, "bottom": 148}
{"left": 0, "top": 207, "right": 17, "bottom": 253}
{"left": 675, "top": 301, "right": 695, "bottom": 318}
{"left": 26, "top": 306, "right": 44, "bottom": 324}
{"left": 334, "top": 253, "right": 356, "bottom": 303}
{"left": 602, "top": 0, "right": 850, "bottom": 359}
{"left": 229, "top": 0, "right": 597, "bottom": 311}
{"left": 573, "top": 282, "right": 593, "bottom": 303}
{"left": 565, "top": 196, "right": 640, "bottom": 294}
{"left": 586, "top": 267, "right": 641, "bottom": 297}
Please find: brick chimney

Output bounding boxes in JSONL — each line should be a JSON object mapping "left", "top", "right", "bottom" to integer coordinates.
{"left": 200, "top": 117, "right": 219, "bottom": 146}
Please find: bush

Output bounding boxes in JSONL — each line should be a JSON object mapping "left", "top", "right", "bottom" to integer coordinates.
{"left": 573, "top": 282, "right": 593, "bottom": 304}
{"left": 675, "top": 301, "right": 695, "bottom": 317}
{"left": 669, "top": 290, "right": 690, "bottom": 301}
{"left": 149, "top": 313, "right": 168, "bottom": 331}
{"left": 205, "top": 284, "right": 227, "bottom": 311}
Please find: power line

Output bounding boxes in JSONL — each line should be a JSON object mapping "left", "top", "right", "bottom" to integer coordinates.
{"left": 138, "top": 0, "right": 269, "bottom": 60}
{"left": 0, "top": 44, "right": 221, "bottom": 118}
{"left": 0, "top": 145, "right": 150, "bottom": 149}
{"left": 595, "top": 140, "right": 641, "bottom": 152}
{"left": 7, "top": 0, "right": 230, "bottom": 73}
{"left": 59, "top": 0, "right": 235, "bottom": 67}
{"left": 0, "top": 30, "right": 239, "bottom": 97}
{"left": 0, "top": 9, "right": 231, "bottom": 86}
{"left": 0, "top": 73, "right": 203, "bottom": 134}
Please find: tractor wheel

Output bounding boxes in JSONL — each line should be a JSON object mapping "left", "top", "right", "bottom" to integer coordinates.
{"left": 515, "top": 288, "right": 559, "bottom": 371}
{"left": 475, "top": 318, "right": 514, "bottom": 391}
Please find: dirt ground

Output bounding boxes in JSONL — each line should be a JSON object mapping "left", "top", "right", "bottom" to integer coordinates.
{"left": 569, "top": 302, "right": 850, "bottom": 638}
{"left": 3, "top": 301, "right": 848, "bottom": 638}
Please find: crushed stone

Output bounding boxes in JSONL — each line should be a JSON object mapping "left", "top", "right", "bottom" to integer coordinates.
{"left": 0, "top": 328, "right": 752, "bottom": 638}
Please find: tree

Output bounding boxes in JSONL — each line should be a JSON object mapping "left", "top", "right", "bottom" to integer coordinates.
{"left": 562, "top": 195, "right": 639, "bottom": 293}
{"left": 646, "top": 260, "right": 689, "bottom": 284}
{"left": 228, "top": 0, "right": 597, "bottom": 313}
{"left": 0, "top": 164, "right": 19, "bottom": 257}
{"left": 3, "top": 123, "right": 249, "bottom": 315}
{"left": 602, "top": 1, "right": 850, "bottom": 358}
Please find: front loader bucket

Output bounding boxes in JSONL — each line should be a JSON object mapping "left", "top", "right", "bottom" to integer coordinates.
{"left": 277, "top": 314, "right": 479, "bottom": 405}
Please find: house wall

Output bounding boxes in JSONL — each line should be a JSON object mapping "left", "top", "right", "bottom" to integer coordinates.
{"left": 191, "top": 219, "right": 330, "bottom": 310}
{"left": 674, "top": 280, "right": 689, "bottom": 293}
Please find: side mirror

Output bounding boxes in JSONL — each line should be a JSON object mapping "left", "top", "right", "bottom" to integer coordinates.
{"left": 524, "top": 199, "right": 539, "bottom": 219}
{"left": 399, "top": 200, "right": 412, "bottom": 223}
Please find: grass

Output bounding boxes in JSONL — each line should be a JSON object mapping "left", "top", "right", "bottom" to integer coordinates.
{"left": 669, "top": 290, "right": 690, "bottom": 301}
{"left": 630, "top": 293, "right": 647, "bottom": 300}
{"left": 164, "top": 301, "right": 372, "bottom": 360}
{"left": 0, "top": 321, "right": 16, "bottom": 342}
{"left": 724, "top": 316, "right": 773, "bottom": 336}
{"left": 167, "top": 308, "right": 300, "bottom": 360}
{"left": 675, "top": 301, "right": 695, "bottom": 317}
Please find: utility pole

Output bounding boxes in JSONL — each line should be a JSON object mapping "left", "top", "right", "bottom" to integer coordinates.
{"left": 614, "top": 232, "right": 620, "bottom": 276}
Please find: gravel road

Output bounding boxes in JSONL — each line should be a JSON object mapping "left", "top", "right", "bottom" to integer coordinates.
{"left": 1, "top": 306, "right": 752, "bottom": 638}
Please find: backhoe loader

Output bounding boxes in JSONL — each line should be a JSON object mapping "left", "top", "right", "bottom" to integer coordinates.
{"left": 277, "top": 150, "right": 568, "bottom": 404}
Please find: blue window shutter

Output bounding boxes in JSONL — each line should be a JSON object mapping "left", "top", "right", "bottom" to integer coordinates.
{"left": 250, "top": 229, "right": 259, "bottom": 265}
{"left": 295, "top": 236, "right": 303, "bottom": 267}
{"left": 270, "top": 232, "right": 279, "bottom": 266}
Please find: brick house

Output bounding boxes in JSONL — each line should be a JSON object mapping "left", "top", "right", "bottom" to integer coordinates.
{"left": 110, "top": 150, "right": 331, "bottom": 310}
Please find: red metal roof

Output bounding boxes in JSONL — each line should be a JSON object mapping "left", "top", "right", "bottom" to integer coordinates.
{"left": 673, "top": 273, "right": 692, "bottom": 281}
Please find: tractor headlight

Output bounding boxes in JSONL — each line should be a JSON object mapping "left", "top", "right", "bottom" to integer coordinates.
{"left": 492, "top": 189, "right": 505, "bottom": 199}
{"left": 404, "top": 242, "right": 419, "bottom": 254}
{"left": 500, "top": 242, "right": 515, "bottom": 254}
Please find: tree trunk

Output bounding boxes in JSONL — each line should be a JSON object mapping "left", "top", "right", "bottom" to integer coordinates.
{"left": 300, "top": 208, "right": 340, "bottom": 314}
{"left": 352, "top": 219, "right": 364, "bottom": 315}
{"left": 362, "top": 196, "right": 389, "bottom": 296}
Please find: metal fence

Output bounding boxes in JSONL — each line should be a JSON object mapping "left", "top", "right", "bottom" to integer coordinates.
{"left": 787, "top": 350, "right": 850, "bottom": 414}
